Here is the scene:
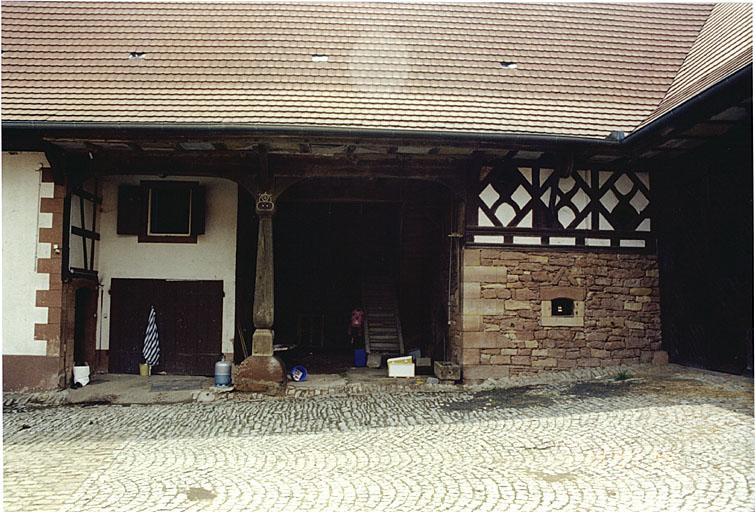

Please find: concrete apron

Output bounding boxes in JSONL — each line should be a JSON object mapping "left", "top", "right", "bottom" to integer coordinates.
{"left": 6, "top": 364, "right": 725, "bottom": 409}
{"left": 65, "top": 374, "right": 226, "bottom": 406}
{"left": 284, "top": 368, "right": 445, "bottom": 398}
{"left": 5, "top": 369, "right": 444, "bottom": 407}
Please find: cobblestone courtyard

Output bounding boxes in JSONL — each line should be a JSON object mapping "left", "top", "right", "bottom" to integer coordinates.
{"left": 4, "top": 369, "right": 754, "bottom": 511}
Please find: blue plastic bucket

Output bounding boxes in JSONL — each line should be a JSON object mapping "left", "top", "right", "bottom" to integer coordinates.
{"left": 290, "top": 365, "right": 308, "bottom": 382}
{"left": 354, "top": 349, "right": 367, "bottom": 367}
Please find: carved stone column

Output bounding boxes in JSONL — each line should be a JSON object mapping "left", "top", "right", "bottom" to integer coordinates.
{"left": 235, "top": 191, "right": 286, "bottom": 393}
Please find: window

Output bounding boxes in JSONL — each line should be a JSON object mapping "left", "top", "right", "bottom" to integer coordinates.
{"left": 148, "top": 186, "right": 192, "bottom": 236}
{"left": 117, "top": 181, "right": 205, "bottom": 243}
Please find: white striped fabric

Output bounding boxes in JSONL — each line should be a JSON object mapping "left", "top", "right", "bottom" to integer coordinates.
{"left": 143, "top": 305, "right": 160, "bottom": 367}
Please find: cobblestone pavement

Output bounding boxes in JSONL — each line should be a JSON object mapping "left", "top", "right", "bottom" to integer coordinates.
{"left": 4, "top": 370, "right": 754, "bottom": 511}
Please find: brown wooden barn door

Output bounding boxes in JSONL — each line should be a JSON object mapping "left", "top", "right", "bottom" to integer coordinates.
{"left": 163, "top": 280, "right": 224, "bottom": 375}
{"left": 109, "top": 279, "right": 223, "bottom": 375}
{"left": 73, "top": 286, "right": 98, "bottom": 369}
{"left": 109, "top": 279, "right": 158, "bottom": 374}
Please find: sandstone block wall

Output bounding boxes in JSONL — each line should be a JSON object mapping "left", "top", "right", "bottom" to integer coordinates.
{"left": 461, "top": 248, "right": 662, "bottom": 381}
{"left": 34, "top": 168, "right": 66, "bottom": 363}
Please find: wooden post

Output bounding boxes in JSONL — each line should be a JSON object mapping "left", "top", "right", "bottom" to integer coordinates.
{"left": 251, "top": 192, "right": 275, "bottom": 356}
{"left": 235, "top": 190, "right": 286, "bottom": 393}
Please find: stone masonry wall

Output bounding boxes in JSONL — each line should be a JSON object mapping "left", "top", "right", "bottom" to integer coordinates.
{"left": 461, "top": 248, "right": 664, "bottom": 382}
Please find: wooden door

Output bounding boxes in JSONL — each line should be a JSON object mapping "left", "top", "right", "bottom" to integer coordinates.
{"left": 73, "top": 286, "right": 98, "bottom": 368}
{"left": 109, "top": 279, "right": 154, "bottom": 374}
{"left": 162, "top": 281, "right": 224, "bottom": 374}
{"left": 109, "top": 279, "right": 223, "bottom": 375}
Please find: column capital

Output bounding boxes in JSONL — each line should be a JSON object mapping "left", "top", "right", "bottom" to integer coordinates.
{"left": 255, "top": 192, "right": 275, "bottom": 216}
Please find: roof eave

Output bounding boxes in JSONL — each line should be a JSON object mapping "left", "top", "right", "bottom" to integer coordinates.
{"left": 624, "top": 64, "right": 753, "bottom": 147}
{"left": 1, "top": 121, "right": 620, "bottom": 153}
{"left": 4, "top": 65, "right": 750, "bottom": 154}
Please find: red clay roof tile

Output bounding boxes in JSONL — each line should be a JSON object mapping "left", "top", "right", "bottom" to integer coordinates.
{"left": 1, "top": 2, "right": 746, "bottom": 138}
{"left": 639, "top": 3, "right": 752, "bottom": 129}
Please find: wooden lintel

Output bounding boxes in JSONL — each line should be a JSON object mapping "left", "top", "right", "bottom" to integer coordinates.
{"left": 269, "top": 155, "right": 460, "bottom": 179}
{"left": 78, "top": 151, "right": 252, "bottom": 177}
{"left": 277, "top": 177, "right": 455, "bottom": 203}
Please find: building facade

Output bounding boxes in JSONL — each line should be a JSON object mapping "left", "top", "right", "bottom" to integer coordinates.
{"left": 2, "top": 2, "right": 752, "bottom": 390}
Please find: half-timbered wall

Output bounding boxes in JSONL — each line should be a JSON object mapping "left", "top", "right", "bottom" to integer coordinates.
{"left": 65, "top": 177, "right": 100, "bottom": 277}
{"left": 468, "top": 164, "right": 652, "bottom": 250}
{"left": 460, "top": 162, "right": 664, "bottom": 381}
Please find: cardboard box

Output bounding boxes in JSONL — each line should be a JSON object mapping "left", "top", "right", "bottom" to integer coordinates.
{"left": 387, "top": 356, "right": 415, "bottom": 377}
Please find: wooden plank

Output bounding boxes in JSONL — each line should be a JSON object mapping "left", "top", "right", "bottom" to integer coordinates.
{"left": 79, "top": 194, "right": 88, "bottom": 270}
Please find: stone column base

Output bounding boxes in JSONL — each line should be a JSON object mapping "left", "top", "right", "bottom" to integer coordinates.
{"left": 234, "top": 355, "right": 286, "bottom": 394}
{"left": 251, "top": 329, "right": 274, "bottom": 356}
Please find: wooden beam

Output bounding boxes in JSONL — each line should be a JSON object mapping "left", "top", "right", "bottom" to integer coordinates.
{"left": 269, "top": 154, "right": 461, "bottom": 179}
{"left": 71, "top": 226, "right": 100, "bottom": 241}
{"left": 257, "top": 144, "right": 271, "bottom": 190}
{"left": 278, "top": 177, "right": 455, "bottom": 203}
{"left": 70, "top": 188, "right": 102, "bottom": 204}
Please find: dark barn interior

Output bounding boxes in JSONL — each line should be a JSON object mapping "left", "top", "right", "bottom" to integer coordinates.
{"left": 275, "top": 202, "right": 399, "bottom": 367}
{"left": 235, "top": 178, "right": 455, "bottom": 372}
{"left": 655, "top": 121, "right": 754, "bottom": 374}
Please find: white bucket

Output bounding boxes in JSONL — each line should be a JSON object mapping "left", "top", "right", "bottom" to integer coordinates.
{"left": 73, "top": 365, "right": 90, "bottom": 386}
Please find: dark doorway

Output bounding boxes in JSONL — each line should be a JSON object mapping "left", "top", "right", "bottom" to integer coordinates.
{"left": 73, "top": 286, "right": 97, "bottom": 369}
{"left": 233, "top": 178, "right": 455, "bottom": 373}
{"left": 655, "top": 125, "right": 753, "bottom": 374}
{"left": 274, "top": 202, "right": 400, "bottom": 356}
{"left": 109, "top": 279, "right": 223, "bottom": 375}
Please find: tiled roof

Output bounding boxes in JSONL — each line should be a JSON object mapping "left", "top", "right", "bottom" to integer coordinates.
{"left": 0, "top": 2, "right": 735, "bottom": 139}
{"left": 639, "top": 3, "right": 753, "bottom": 129}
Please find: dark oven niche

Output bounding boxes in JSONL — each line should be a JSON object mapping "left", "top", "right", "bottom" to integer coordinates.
{"left": 551, "top": 297, "right": 575, "bottom": 317}
{"left": 541, "top": 287, "right": 585, "bottom": 327}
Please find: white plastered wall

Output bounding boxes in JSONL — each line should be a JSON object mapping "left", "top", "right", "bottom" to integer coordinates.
{"left": 2, "top": 152, "right": 53, "bottom": 355}
{"left": 96, "top": 175, "right": 238, "bottom": 356}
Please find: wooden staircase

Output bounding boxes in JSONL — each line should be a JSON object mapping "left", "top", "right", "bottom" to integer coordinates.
{"left": 362, "top": 275, "right": 404, "bottom": 355}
